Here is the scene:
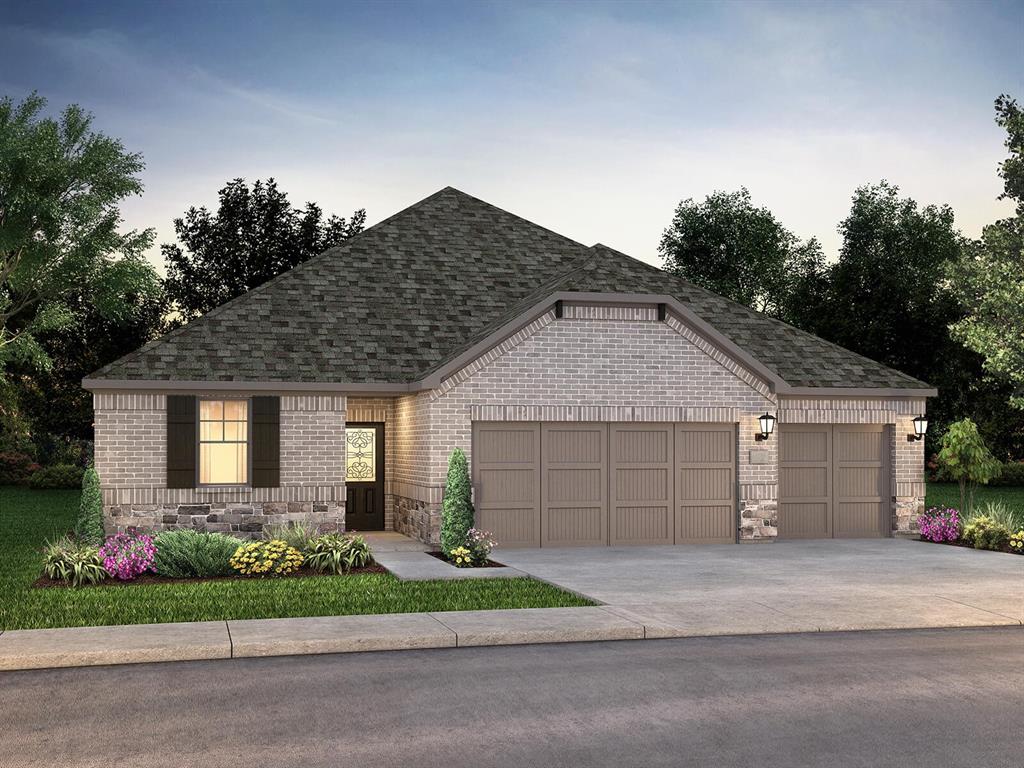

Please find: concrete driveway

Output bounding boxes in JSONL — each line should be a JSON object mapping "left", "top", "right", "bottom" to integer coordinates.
{"left": 497, "top": 540, "right": 1024, "bottom": 636}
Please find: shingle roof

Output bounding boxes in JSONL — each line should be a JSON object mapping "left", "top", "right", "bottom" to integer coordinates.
{"left": 89, "top": 187, "right": 930, "bottom": 391}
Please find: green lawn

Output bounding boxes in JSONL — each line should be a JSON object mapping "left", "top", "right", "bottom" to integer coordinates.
{"left": 926, "top": 482, "right": 1024, "bottom": 512}
{"left": 0, "top": 487, "right": 594, "bottom": 631}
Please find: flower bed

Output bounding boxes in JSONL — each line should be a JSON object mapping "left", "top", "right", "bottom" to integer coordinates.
{"left": 918, "top": 503, "right": 1023, "bottom": 555}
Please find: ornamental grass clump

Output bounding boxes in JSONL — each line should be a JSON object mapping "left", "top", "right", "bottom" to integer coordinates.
{"left": 918, "top": 507, "right": 960, "bottom": 543}
{"left": 42, "top": 535, "right": 107, "bottom": 587}
{"left": 230, "top": 539, "right": 303, "bottom": 577}
{"left": 99, "top": 530, "right": 156, "bottom": 580}
{"left": 304, "top": 533, "right": 373, "bottom": 574}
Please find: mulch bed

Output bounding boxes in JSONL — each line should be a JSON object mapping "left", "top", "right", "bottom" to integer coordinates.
{"left": 426, "top": 550, "right": 506, "bottom": 568}
{"left": 916, "top": 538, "right": 1017, "bottom": 555}
{"left": 33, "top": 562, "right": 390, "bottom": 589}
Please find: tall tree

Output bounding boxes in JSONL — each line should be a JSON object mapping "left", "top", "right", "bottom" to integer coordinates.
{"left": 949, "top": 95, "right": 1024, "bottom": 412}
{"left": 162, "top": 178, "right": 366, "bottom": 323}
{"left": 0, "top": 93, "right": 159, "bottom": 373}
{"left": 659, "top": 188, "right": 824, "bottom": 318}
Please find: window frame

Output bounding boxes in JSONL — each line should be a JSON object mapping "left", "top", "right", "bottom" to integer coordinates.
{"left": 195, "top": 396, "right": 253, "bottom": 488}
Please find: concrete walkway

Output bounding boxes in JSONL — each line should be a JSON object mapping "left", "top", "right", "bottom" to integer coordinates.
{"left": 372, "top": 550, "right": 528, "bottom": 580}
{"left": 1, "top": 540, "right": 1019, "bottom": 671}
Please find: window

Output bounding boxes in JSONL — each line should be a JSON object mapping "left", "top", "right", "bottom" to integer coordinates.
{"left": 199, "top": 399, "right": 248, "bottom": 485}
{"left": 345, "top": 427, "right": 376, "bottom": 482}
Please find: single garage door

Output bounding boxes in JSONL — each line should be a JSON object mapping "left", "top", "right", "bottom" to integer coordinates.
{"left": 473, "top": 421, "right": 736, "bottom": 547}
{"left": 778, "top": 424, "right": 890, "bottom": 539}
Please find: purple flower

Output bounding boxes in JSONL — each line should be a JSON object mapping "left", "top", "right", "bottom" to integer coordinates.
{"left": 99, "top": 529, "right": 157, "bottom": 580}
{"left": 919, "top": 507, "right": 960, "bottom": 543}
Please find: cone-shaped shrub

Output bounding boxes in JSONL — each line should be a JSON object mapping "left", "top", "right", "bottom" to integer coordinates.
{"left": 440, "top": 448, "right": 474, "bottom": 555}
{"left": 76, "top": 467, "right": 105, "bottom": 545}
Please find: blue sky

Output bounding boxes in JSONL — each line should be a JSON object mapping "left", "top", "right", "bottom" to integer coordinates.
{"left": 1, "top": 0, "right": 1021, "bottom": 269}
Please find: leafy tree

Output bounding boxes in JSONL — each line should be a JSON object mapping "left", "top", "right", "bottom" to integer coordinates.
{"left": 0, "top": 93, "right": 159, "bottom": 373}
{"left": 949, "top": 96, "right": 1024, "bottom": 411}
{"left": 659, "top": 188, "right": 824, "bottom": 318}
{"left": 163, "top": 178, "right": 366, "bottom": 323}
{"left": 441, "top": 448, "right": 474, "bottom": 555}
{"left": 936, "top": 419, "right": 1002, "bottom": 517}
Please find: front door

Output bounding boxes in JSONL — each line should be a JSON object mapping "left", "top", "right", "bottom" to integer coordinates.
{"left": 345, "top": 423, "right": 385, "bottom": 531}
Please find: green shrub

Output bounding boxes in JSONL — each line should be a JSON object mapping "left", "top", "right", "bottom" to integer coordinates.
{"left": 263, "top": 521, "right": 317, "bottom": 550}
{"left": 28, "top": 464, "right": 85, "bottom": 490}
{"left": 991, "top": 461, "right": 1024, "bottom": 487}
{"left": 75, "top": 467, "right": 105, "bottom": 545}
{"left": 961, "top": 515, "right": 1011, "bottom": 551}
{"left": 305, "top": 533, "right": 373, "bottom": 574}
{"left": 441, "top": 448, "right": 474, "bottom": 555}
{"left": 152, "top": 529, "right": 240, "bottom": 578}
{"left": 42, "top": 535, "right": 107, "bottom": 586}
{"left": 0, "top": 451, "right": 41, "bottom": 485}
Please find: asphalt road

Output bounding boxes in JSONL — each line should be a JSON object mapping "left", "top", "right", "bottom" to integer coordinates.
{"left": 1, "top": 627, "right": 1021, "bottom": 768}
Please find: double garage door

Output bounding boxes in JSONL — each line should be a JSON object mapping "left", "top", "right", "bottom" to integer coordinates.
{"left": 473, "top": 422, "right": 736, "bottom": 548}
{"left": 778, "top": 424, "right": 891, "bottom": 539}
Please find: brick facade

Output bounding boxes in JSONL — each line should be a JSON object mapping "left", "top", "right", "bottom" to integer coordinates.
{"left": 90, "top": 303, "right": 928, "bottom": 546}
{"left": 94, "top": 392, "right": 347, "bottom": 537}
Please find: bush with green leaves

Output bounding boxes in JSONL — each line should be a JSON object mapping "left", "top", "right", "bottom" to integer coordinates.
{"left": 304, "top": 533, "right": 373, "bottom": 574}
{"left": 991, "top": 461, "right": 1024, "bottom": 487}
{"left": 964, "top": 500, "right": 1024, "bottom": 531}
{"left": 75, "top": 467, "right": 105, "bottom": 545}
{"left": 935, "top": 419, "right": 1002, "bottom": 518}
{"left": 441, "top": 448, "right": 474, "bottom": 556}
{"left": 262, "top": 521, "right": 317, "bottom": 550}
{"left": 0, "top": 451, "right": 41, "bottom": 485}
{"left": 42, "top": 535, "right": 107, "bottom": 586}
{"left": 152, "top": 529, "right": 240, "bottom": 578}
{"left": 27, "top": 463, "right": 85, "bottom": 489}
{"left": 960, "top": 516, "right": 1011, "bottom": 551}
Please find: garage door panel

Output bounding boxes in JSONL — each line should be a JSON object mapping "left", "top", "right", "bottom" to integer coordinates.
{"left": 547, "top": 468, "right": 603, "bottom": 502}
{"left": 676, "top": 430, "right": 732, "bottom": 463}
{"left": 616, "top": 468, "right": 669, "bottom": 500}
{"left": 835, "top": 466, "right": 883, "bottom": 497}
{"left": 835, "top": 430, "right": 886, "bottom": 462}
{"left": 476, "top": 428, "right": 536, "bottom": 464}
{"left": 545, "top": 428, "right": 604, "bottom": 463}
{"left": 835, "top": 502, "right": 885, "bottom": 537}
{"left": 613, "top": 506, "right": 672, "bottom": 542}
{"left": 780, "top": 466, "right": 828, "bottom": 498}
{"left": 615, "top": 430, "right": 670, "bottom": 463}
{"left": 779, "top": 502, "right": 830, "bottom": 538}
{"left": 780, "top": 430, "right": 828, "bottom": 462}
{"left": 546, "top": 507, "right": 605, "bottom": 546}
{"left": 477, "top": 469, "right": 536, "bottom": 504}
{"left": 477, "top": 507, "right": 539, "bottom": 547}
{"left": 473, "top": 423, "right": 540, "bottom": 548}
{"left": 678, "top": 467, "right": 732, "bottom": 500}
{"left": 678, "top": 505, "right": 734, "bottom": 543}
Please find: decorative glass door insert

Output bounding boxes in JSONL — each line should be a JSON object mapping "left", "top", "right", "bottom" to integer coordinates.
{"left": 346, "top": 427, "right": 377, "bottom": 482}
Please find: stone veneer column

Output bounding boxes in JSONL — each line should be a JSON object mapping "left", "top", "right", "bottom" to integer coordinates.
{"left": 737, "top": 411, "right": 779, "bottom": 541}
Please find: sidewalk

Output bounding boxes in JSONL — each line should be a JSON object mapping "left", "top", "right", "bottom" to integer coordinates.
{"left": 1, "top": 599, "right": 1020, "bottom": 671}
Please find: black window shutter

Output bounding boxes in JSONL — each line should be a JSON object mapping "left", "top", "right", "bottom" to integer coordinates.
{"left": 252, "top": 396, "right": 281, "bottom": 488}
{"left": 166, "top": 395, "right": 197, "bottom": 489}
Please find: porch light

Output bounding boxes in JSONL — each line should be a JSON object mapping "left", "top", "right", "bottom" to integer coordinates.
{"left": 755, "top": 412, "right": 776, "bottom": 442}
{"left": 908, "top": 415, "right": 928, "bottom": 442}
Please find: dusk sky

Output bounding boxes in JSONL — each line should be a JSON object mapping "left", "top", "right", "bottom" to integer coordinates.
{"left": 2, "top": 0, "right": 1021, "bottom": 270}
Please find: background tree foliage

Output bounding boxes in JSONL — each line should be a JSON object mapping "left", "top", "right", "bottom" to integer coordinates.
{"left": 162, "top": 178, "right": 366, "bottom": 323}
{"left": 659, "top": 188, "right": 825, "bottom": 318}
{"left": 949, "top": 95, "right": 1024, "bottom": 411}
{"left": 0, "top": 93, "right": 159, "bottom": 373}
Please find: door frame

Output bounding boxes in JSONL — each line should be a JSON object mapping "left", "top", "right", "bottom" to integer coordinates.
{"left": 345, "top": 422, "right": 385, "bottom": 531}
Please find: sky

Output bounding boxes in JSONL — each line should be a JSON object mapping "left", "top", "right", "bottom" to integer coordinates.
{"left": 1, "top": 0, "right": 1022, "bottom": 272}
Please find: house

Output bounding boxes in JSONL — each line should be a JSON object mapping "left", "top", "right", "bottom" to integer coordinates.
{"left": 84, "top": 187, "right": 934, "bottom": 547}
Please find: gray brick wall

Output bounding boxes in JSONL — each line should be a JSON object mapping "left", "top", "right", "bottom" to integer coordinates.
{"left": 94, "top": 391, "right": 346, "bottom": 536}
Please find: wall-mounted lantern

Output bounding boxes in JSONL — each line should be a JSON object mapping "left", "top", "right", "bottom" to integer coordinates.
{"left": 755, "top": 412, "right": 776, "bottom": 442}
{"left": 908, "top": 415, "right": 928, "bottom": 442}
